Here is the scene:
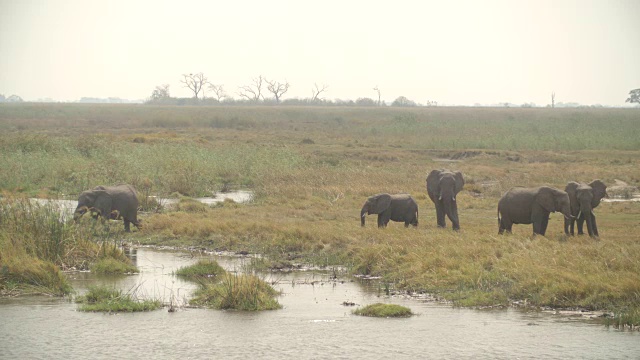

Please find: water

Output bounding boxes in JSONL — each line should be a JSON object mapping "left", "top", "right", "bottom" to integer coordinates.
{"left": 1, "top": 248, "right": 638, "bottom": 359}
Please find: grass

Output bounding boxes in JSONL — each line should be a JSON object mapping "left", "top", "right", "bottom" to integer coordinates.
{"left": 90, "top": 257, "right": 138, "bottom": 275}
{"left": 1, "top": 104, "right": 639, "bottom": 326}
{"left": 175, "top": 259, "right": 226, "bottom": 279}
{"left": 75, "top": 285, "right": 162, "bottom": 312}
{"left": 353, "top": 303, "right": 413, "bottom": 318}
{"left": 0, "top": 196, "right": 138, "bottom": 295}
{"left": 190, "top": 273, "right": 282, "bottom": 311}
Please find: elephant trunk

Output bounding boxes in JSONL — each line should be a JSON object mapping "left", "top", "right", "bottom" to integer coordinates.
{"left": 360, "top": 208, "right": 367, "bottom": 227}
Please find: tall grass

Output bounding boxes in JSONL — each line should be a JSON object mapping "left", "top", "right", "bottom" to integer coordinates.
{"left": 190, "top": 273, "right": 282, "bottom": 311}
{"left": 0, "top": 196, "right": 137, "bottom": 295}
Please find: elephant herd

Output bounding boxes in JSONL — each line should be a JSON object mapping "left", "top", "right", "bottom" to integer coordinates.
{"left": 74, "top": 171, "right": 607, "bottom": 238}
{"left": 361, "top": 169, "right": 608, "bottom": 238}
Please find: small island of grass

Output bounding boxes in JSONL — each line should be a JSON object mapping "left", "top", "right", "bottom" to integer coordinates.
{"left": 75, "top": 285, "right": 162, "bottom": 312}
{"left": 353, "top": 303, "right": 413, "bottom": 318}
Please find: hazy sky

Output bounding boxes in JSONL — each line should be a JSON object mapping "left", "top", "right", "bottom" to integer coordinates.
{"left": 1, "top": 0, "right": 639, "bottom": 105}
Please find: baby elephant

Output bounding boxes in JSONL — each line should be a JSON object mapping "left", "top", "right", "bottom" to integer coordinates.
{"left": 498, "top": 186, "right": 573, "bottom": 236}
{"left": 74, "top": 184, "right": 141, "bottom": 232}
{"left": 360, "top": 193, "right": 418, "bottom": 228}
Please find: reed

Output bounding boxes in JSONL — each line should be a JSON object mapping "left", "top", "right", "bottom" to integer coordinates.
{"left": 75, "top": 285, "right": 162, "bottom": 312}
{"left": 190, "top": 273, "right": 282, "bottom": 311}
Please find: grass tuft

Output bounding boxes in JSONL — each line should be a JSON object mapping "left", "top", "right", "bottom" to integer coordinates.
{"left": 175, "top": 259, "right": 225, "bottom": 279}
{"left": 190, "top": 273, "right": 282, "bottom": 311}
{"left": 353, "top": 303, "right": 413, "bottom": 317}
{"left": 75, "top": 285, "right": 162, "bottom": 312}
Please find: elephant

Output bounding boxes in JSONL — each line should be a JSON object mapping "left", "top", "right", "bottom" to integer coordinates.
{"left": 497, "top": 186, "right": 573, "bottom": 236}
{"left": 74, "top": 184, "right": 141, "bottom": 232}
{"left": 360, "top": 193, "right": 418, "bottom": 228}
{"left": 426, "top": 169, "right": 464, "bottom": 230}
{"left": 564, "top": 180, "right": 607, "bottom": 237}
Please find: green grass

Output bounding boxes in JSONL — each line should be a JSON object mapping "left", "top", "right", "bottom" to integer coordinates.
{"left": 75, "top": 285, "right": 162, "bottom": 312}
{"left": 190, "top": 273, "right": 282, "bottom": 311}
{"left": 353, "top": 303, "right": 413, "bottom": 318}
{"left": 175, "top": 259, "right": 226, "bottom": 279}
{"left": 90, "top": 257, "right": 137, "bottom": 275}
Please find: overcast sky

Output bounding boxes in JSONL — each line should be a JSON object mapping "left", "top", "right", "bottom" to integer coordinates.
{"left": 1, "top": 0, "right": 639, "bottom": 105}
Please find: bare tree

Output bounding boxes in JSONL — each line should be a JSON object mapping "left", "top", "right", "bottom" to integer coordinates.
{"left": 551, "top": 91, "right": 556, "bottom": 108}
{"left": 373, "top": 86, "right": 381, "bottom": 106}
{"left": 238, "top": 75, "right": 265, "bottom": 102}
{"left": 266, "top": 78, "right": 290, "bottom": 103}
{"left": 181, "top": 73, "right": 210, "bottom": 99}
{"left": 208, "top": 83, "right": 227, "bottom": 102}
{"left": 311, "top": 83, "right": 328, "bottom": 102}
{"left": 150, "top": 84, "right": 170, "bottom": 100}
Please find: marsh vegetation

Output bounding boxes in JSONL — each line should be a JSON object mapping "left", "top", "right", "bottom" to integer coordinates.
{"left": 0, "top": 104, "right": 639, "bottom": 324}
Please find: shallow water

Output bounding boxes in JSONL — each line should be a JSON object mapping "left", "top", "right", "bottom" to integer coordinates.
{"left": 1, "top": 248, "right": 638, "bottom": 359}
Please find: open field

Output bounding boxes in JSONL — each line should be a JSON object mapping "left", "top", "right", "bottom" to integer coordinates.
{"left": 1, "top": 103, "right": 639, "bottom": 323}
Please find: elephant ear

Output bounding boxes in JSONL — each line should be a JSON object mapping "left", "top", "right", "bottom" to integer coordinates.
{"left": 536, "top": 187, "right": 556, "bottom": 213}
{"left": 564, "top": 182, "right": 580, "bottom": 213}
{"left": 92, "top": 190, "right": 112, "bottom": 219}
{"left": 426, "top": 170, "right": 441, "bottom": 199}
{"left": 589, "top": 179, "right": 607, "bottom": 207}
{"left": 373, "top": 194, "right": 392, "bottom": 214}
{"left": 453, "top": 171, "right": 464, "bottom": 194}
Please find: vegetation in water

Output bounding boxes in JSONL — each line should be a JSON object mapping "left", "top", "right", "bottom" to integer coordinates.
{"left": 0, "top": 104, "right": 639, "bottom": 327}
{"left": 353, "top": 303, "right": 413, "bottom": 318}
{"left": 175, "top": 259, "right": 226, "bottom": 279}
{"left": 90, "top": 257, "right": 137, "bottom": 275}
{"left": 75, "top": 285, "right": 162, "bottom": 312}
{"left": 190, "top": 273, "right": 282, "bottom": 311}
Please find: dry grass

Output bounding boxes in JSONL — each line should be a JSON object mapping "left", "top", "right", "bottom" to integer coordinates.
{"left": 1, "top": 104, "right": 639, "bottom": 323}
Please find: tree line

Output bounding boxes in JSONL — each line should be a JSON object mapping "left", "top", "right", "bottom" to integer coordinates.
{"left": 145, "top": 73, "right": 429, "bottom": 107}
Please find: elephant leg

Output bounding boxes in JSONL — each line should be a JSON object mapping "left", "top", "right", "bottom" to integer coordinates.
{"left": 124, "top": 219, "right": 131, "bottom": 232}
{"left": 576, "top": 216, "right": 585, "bottom": 235}
{"left": 435, "top": 202, "right": 446, "bottom": 228}
{"left": 591, "top": 214, "right": 599, "bottom": 237}
{"left": 449, "top": 203, "right": 460, "bottom": 231}
{"left": 498, "top": 218, "right": 511, "bottom": 234}
{"left": 377, "top": 215, "right": 384, "bottom": 228}
{"left": 540, "top": 216, "right": 549, "bottom": 236}
{"left": 564, "top": 218, "right": 574, "bottom": 235}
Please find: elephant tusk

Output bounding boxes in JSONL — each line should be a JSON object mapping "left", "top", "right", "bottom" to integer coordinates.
{"left": 577, "top": 210, "right": 582, "bottom": 219}
{"left": 452, "top": 196, "right": 456, "bottom": 202}
{"left": 438, "top": 195, "right": 442, "bottom": 201}
{"left": 361, "top": 213, "right": 366, "bottom": 218}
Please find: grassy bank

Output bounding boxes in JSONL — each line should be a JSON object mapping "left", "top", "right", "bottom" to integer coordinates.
{"left": 1, "top": 104, "right": 639, "bottom": 324}
{"left": 0, "top": 196, "right": 138, "bottom": 295}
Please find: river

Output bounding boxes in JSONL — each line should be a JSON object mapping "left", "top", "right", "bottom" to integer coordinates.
{"left": 0, "top": 248, "right": 638, "bottom": 359}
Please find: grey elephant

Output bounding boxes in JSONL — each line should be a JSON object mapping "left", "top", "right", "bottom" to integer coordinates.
{"left": 74, "top": 184, "right": 141, "bottom": 232}
{"left": 497, "top": 186, "right": 573, "bottom": 236}
{"left": 360, "top": 193, "right": 418, "bottom": 228}
{"left": 426, "top": 169, "right": 464, "bottom": 230}
{"left": 564, "top": 180, "right": 607, "bottom": 237}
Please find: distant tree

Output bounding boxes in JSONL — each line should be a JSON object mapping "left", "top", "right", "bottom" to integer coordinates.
{"left": 311, "top": 83, "right": 328, "bottom": 102}
{"left": 355, "top": 97, "right": 377, "bottom": 106}
{"left": 426, "top": 100, "right": 438, "bottom": 107}
{"left": 151, "top": 84, "right": 171, "bottom": 100}
{"left": 626, "top": 88, "right": 640, "bottom": 104}
{"left": 238, "top": 75, "right": 265, "bottom": 102}
{"left": 391, "top": 96, "right": 417, "bottom": 107}
{"left": 6, "top": 94, "right": 23, "bottom": 102}
{"left": 0, "top": 94, "right": 5, "bottom": 102}
{"left": 208, "top": 83, "right": 227, "bottom": 102}
{"left": 373, "top": 86, "right": 381, "bottom": 106}
{"left": 181, "top": 73, "right": 210, "bottom": 99}
{"left": 265, "top": 78, "right": 290, "bottom": 103}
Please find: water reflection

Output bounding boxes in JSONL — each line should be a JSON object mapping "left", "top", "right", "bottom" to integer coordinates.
{"left": 1, "top": 248, "right": 638, "bottom": 360}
